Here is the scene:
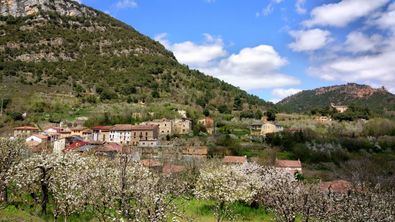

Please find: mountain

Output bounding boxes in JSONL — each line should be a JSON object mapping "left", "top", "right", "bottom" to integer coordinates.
{"left": 277, "top": 83, "right": 395, "bottom": 113}
{"left": 0, "top": 0, "right": 270, "bottom": 120}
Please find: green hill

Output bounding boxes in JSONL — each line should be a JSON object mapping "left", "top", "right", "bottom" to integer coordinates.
{"left": 277, "top": 83, "right": 395, "bottom": 114}
{"left": 0, "top": 0, "right": 270, "bottom": 125}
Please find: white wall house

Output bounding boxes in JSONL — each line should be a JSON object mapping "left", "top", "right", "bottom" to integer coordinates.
{"left": 109, "top": 124, "right": 132, "bottom": 145}
{"left": 26, "top": 135, "right": 47, "bottom": 144}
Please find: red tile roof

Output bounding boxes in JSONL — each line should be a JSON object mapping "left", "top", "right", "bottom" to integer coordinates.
{"left": 223, "top": 156, "right": 247, "bottom": 164}
{"left": 275, "top": 159, "right": 302, "bottom": 168}
{"left": 92, "top": 126, "right": 112, "bottom": 131}
{"left": 64, "top": 141, "right": 90, "bottom": 152}
{"left": 14, "top": 126, "right": 39, "bottom": 130}
{"left": 96, "top": 143, "right": 122, "bottom": 152}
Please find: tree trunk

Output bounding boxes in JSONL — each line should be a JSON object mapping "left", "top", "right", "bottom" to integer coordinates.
{"left": 1, "top": 186, "right": 8, "bottom": 204}
{"left": 119, "top": 155, "right": 129, "bottom": 218}
{"left": 216, "top": 201, "right": 225, "bottom": 222}
{"left": 41, "top": 182, "right": 48, "bottom": 215}
{"left": 40, "top": 168, "right": 49, "bottom": 215}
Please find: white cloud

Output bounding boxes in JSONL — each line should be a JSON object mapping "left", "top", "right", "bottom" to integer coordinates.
{"left": 256, "top": 0, "right": 284, "bottom": 17}
{"left": 202, "top": 45, "right": 300, "bottom": 90}
{"left": 372, "top": 3, "right": 395, "bottom": 31}
{"left": 115, "top": 0, "right": 138, "bottom": 9}
{"left": 271, "top": 88, "right": 302, "bottom": 102}
{"left": 289, "top": 29, "right": 331, "bottom": 52}
{"left": 261, "top": 4, "right": 274, "bottom": 17}
{"left": 304, "top": 0, "right": 389, "bottom": 27}
{"left": 295, "top": 0, "right": 306, "bottom": 14}
{"left": 156, "top": 33, "right": 300, "bottom": 91}
{"left": 309, "top": 50, "right": 395, "bottom": 90}
{"left": 155, "top": 33, "right": 227, "bottom": 67}
{"left": 154, "top": 33, "right": 171, "bottom": 49}
{"left": 345, "top": 32, "right": 383, "bottom": 53}
{"left": 306, "top": 1, "right": 395, "bottom": 92}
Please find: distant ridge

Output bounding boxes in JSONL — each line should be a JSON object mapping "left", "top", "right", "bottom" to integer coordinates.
{"left": 277, "top": 83, "right": 395, "bottom": 113}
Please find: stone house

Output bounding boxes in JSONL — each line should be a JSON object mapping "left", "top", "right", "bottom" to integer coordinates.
{"left": 13, "top": 126, "right": 39, "bottom": 139}
{"left": 141, "top": 118, "right": 174, "bottom": 136}
{"left": 261, "top": 122, "right": 283, "bottom": 136}
{"left": 174, "top": 118, "right": 192, "bottom": 135}
{"left": 331, "top": 103, "right": 348, "bottom": 113}
{"left": 131, "top": 125, "right": 159, "bottom": 146}
{"left": 70, "top": 126, "right": 87, "bottom": 137}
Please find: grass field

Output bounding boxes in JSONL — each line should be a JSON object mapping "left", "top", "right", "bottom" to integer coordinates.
{"left": 175, "top": 199, "right": 275, "bottom": 221}
{"left": 0, "top": 199, "right": 275, "bottom": 222}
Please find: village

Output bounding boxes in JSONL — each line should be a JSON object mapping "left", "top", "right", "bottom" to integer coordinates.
{"left": 7, "top": 104, "right": 355, "bottom": 194}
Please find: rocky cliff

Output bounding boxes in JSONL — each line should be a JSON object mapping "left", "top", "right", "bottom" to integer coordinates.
{"left": 0, "top": 0, "right": 95, "bottom": 17}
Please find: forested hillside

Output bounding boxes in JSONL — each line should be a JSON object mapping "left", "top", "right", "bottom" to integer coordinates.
{"left": 0, "top": 0, "right": 270, "bottom": 124}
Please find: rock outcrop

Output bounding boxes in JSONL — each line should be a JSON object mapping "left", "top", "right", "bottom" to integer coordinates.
{"left": 0, "top": 0, "right": 96, "bottom": 17}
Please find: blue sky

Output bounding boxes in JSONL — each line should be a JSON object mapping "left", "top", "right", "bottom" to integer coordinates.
{"left": 78, "top": 0, "right": 395, "bottom": 102}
